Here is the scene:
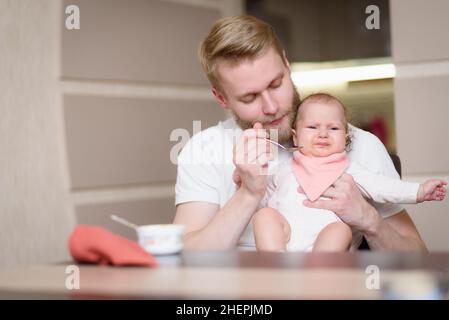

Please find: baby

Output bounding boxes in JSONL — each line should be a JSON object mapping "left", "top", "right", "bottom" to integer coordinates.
{"left": 252, "top": 93, "right": 447, "bottom": 252}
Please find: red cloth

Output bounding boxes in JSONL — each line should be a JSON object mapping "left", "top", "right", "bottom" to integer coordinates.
{"left": 69, "top": 225, "right": 158, "bottom": 267}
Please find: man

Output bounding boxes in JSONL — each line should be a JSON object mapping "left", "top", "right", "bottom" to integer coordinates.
{"left": 173, "top": 15, "right": 426, "bottom": 251}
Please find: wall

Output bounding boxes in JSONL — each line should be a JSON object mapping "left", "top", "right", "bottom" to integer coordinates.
{"left": 61, "top": 0, "right": 242, "bottom": 240}
{"left": 0, "top": 0, "right": 75, "bottom": 267}
{"left": 390, "top": 0, "right": 449, "bottom": 250}
{"left": 247, "top": 0, "right": 391, "bottom": 62}
{"left": 0, "top": 0, "right": 243, "bottom": 267}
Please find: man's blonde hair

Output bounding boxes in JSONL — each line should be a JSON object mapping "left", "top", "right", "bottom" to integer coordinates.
{"left": 199, "top": 15, "right": 286, "bottom": 90}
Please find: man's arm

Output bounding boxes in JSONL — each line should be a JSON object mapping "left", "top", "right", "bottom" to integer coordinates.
{"left": 174, "top": 122, "right": 272, "bottom": 250}
{"left": 174, "top": 188, "right": 261, "bottom": 249}
{"left": 304, "top": 174, "right": 427, "bottom": 251}
{"left": 364, "top": 209, "right": 427, "bottom": 251}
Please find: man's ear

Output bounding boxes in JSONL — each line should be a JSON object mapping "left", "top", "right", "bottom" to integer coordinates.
{"left": 292, "top": 128, "right": 298, "bottom": 146}
{"left": 282, "top": 50, "right": 291, "bottom": 71}
{"left": 212, "top": 87, "right": 229, "bottom": 110}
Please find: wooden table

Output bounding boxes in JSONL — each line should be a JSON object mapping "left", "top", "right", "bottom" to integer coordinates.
{"left": 0, "top": 251, "right": 448, "bottom": 299}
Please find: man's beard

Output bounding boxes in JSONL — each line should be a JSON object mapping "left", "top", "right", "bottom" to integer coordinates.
{"left": 233, "top": 86, "right": 301, "bottom": 145}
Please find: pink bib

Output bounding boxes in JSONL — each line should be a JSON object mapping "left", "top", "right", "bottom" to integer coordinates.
{"left": 292, "top": 151, "right": 349, "bottom": 201}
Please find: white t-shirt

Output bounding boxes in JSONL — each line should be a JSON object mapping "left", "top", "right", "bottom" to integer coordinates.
{"left": 175, "top": 117, "right": 403, "bottom": 249}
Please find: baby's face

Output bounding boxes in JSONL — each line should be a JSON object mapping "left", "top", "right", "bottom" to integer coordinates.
{"left": 293, "top": 101, "right": 347, "bottom": 157}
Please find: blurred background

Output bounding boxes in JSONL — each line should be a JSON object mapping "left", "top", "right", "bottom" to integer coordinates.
{"left": 248, "top": 0, "right": 397, "bottom": 151}
{"left": 1, "top": 0, "right": 448, "bottom": 267}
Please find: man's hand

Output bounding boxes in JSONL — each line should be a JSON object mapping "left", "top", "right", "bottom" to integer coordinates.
{"left": 303, "top": 173, "right": 378, "bottom": 232}
{"left": 233, "top": 122, "right": 274, "bottom": 199}
{"left": 417, "top": 179, "right": 447, "bottom": 202}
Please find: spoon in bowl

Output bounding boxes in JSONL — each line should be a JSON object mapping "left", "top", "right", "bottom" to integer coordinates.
{"left": 110, "top": 214, "right": 139, "bottom": 230}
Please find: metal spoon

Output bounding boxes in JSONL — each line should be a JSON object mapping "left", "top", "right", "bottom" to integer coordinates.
{"left": 110, "top": 214, "right": 139, "bottom": 230}
{"left": 266, "top": 139, "right": 302, "bottom": 152}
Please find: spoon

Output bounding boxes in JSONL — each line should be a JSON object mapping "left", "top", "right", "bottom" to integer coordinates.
{"left": 110, "top": 214, "right": 139, "bottom": 230}
{"left": 266, "top": 139, "right": 302, "bottom": 152}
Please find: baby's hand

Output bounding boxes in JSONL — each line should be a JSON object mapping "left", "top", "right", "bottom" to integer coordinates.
{"left": 417, "top": 179, "right": 447, "bottom": 202}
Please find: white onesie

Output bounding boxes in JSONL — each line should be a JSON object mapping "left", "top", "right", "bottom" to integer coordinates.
{"left": 266, "top": 160, "right": 420, "bottom": 252}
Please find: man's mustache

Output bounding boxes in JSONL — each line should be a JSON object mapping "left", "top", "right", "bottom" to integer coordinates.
{"left": 255, "top": 112, "right": 291, "bottom": 126}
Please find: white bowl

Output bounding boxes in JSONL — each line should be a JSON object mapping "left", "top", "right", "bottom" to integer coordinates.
{"left": 136, "top": 224, "right": 185, "bottom": 255}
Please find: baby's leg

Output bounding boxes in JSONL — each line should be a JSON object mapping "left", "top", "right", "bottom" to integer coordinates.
{"left": 313, "top": 222, "right": 352, "bottom": 252}
{"left": 252, "top": 207, "right": 291, "bottom": 252}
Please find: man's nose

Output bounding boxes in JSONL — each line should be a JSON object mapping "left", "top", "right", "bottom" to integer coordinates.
{"left": 260, "top": 91, "right": 279, "bottom": 115}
